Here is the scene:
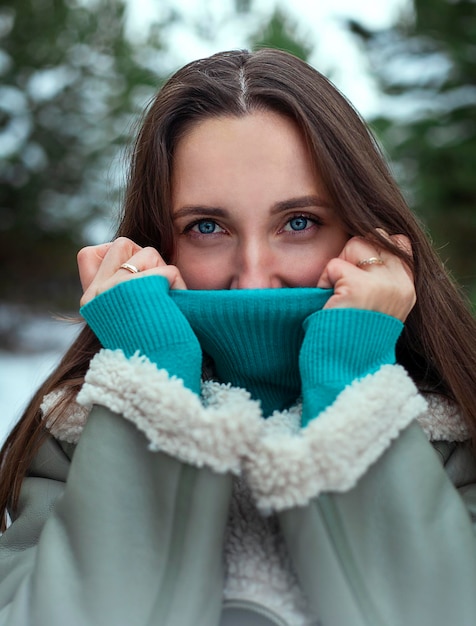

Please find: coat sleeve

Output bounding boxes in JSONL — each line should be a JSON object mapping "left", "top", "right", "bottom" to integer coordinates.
{"left": 0, "top": 349, "right": 261, "bottom": 626}
{"left": 243, "top": 364, "right": 476, "bottom": 626}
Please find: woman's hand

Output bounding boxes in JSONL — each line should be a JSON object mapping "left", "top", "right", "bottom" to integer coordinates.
{"left": 317, "top": 232, "right": 416, "bottom": 322}
{"left": 78, "top": 237, "right": 187, "bottom": 307}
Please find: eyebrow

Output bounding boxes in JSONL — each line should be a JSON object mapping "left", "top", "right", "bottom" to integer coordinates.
{"left": 173, "top": 195, "right": 331, "bottom": 220}
{"left": 271, "top": 195, "right": 332, "bottom": 213}
{"left": 173, "top": 206, "right": 228, "bottom": 220}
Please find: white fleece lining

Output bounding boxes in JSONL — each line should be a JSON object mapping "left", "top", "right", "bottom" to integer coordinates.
{"left": 41, "top": 388, "right": 90, "bottom": 445}
{"left": 42, "top": 354, "right": 467, "bottom": 499}
{"left": 223, "top": 477, "right": 315, "bottom": 626}
{"left": 75, "top": 349, "right": 262, "bottom": 474}
{"left": 243, "top": 365, "right": 428, "bottom": 513}
{"left": 42, "top": 380, "right": 467, "bottom": 448}
{"left": 418, "top": 392, "right": 470, "bottom": 442}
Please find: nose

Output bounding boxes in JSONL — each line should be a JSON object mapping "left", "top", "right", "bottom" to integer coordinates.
{"left": 230, "top": 241, "right": 281, "bottom": 289}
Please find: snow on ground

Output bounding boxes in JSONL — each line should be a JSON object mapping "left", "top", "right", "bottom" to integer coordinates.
{"left": 0, "top": 309, "right": 80, "bottom": 445}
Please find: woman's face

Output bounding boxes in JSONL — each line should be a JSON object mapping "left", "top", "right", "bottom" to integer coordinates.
{"left": 171, "top": 110, "right": 349, "bottom": 289}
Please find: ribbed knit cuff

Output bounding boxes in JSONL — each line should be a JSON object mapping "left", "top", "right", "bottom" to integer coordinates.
{"left": 80, "top": 276, "right": 202, "bottom": 394}
{"left": 300, "top": 308, "right": 403, "bottom": 426}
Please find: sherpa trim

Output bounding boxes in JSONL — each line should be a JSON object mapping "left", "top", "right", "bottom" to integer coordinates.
{"left": 41, "top": 389, "right": 90, "bottom": 445}
{"left": 75, "top": 349, "right": 262, "bottom": 474}
{"left": 41, "top": 354, "right": 468, "bottom": 477}
{"left": 418, "top": 393, "right": 470, "bottom": 442}
{"left": 42, "top": 379, "right": 469, "bottom": 448}
{"left": 243, "top": 365, "right": 428, "bottom": 513}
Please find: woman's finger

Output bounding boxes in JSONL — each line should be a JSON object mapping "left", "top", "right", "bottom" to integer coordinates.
{"left": 80, "top": 240, "right": 187, "bottom": 306}
{"left": 317, "top": 235, "right": 416, "bottom": 321}
{"left": 79, "top": 238, "right": 142, "bottom": 303}
{"left": 128, "top": 265, "right": 188, "bottom": 290}
{"left": 87, "top": 237, "right": 144, "bottom": 284}
{"left": 77, "top": 242, "right": 114, "bottom": 292}
{"left": 317, "top": 235, "right": 384, "bottom": 288}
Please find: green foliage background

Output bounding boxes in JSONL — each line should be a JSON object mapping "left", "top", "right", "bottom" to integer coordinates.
{"left": 350, "top": 0, "right": 476, "bottom": 299}
{"left": 0, "top": 0, "right": 170, "bottom": 309}
{"left": 1, "top": 0, "right": 475, "bottom": 325}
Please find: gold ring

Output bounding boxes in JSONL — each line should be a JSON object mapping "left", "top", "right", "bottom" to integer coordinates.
{"left": 357, "top": 257, "right": 384, "bottom": 268}
{"left": 119, "top": 262, "right": 140, "bottom": 274}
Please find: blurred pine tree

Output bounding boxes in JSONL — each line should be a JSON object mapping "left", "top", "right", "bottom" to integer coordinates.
{"left": 349, "top": 0, "right": 476, "bottom": 300}
{"left": 249, "top": 6, "right": 313, "bottom": 61}
{"left": 0, "top": 0, "right": 171, "bottom": 308}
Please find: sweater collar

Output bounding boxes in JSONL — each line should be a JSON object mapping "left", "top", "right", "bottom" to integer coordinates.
{"left": 171, "top": 288, "right": 332, "bottom": 417}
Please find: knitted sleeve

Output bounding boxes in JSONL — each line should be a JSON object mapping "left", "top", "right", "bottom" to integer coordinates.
{"left": 80, "top": 275, "right": 202, "bottom": 394}
{"left": 299, "top": 308, "right": 403, "bottom": 426}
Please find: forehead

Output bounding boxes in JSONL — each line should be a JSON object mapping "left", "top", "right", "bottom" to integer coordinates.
{"left": 175, "top": 110, "right": 306, "bottom": 154}
{"left": 171, "top": 111, "right": 318, "bottom": 197}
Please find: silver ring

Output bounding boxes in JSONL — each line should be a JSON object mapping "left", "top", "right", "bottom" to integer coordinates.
{"left": 119, "top": 262, "right": 140, "bottom": 274}
{"left": 356, "top": 257, "right": 384, "bottom": 268}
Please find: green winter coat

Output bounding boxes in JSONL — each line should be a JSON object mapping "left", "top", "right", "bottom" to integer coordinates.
{"left": 1, "top": 348, "right": 476, "bottom": 626}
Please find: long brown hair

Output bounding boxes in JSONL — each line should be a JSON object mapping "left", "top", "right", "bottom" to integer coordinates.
{"left": 2, "top": 48, "right": 476, "bottom": 530}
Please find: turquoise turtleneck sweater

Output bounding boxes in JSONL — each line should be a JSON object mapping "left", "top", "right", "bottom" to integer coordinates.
{"left": 171, "top": 286, "right": 331, "bottom": 417}
{"left": 80, "top": 275, "right": 403, "bottom": 425}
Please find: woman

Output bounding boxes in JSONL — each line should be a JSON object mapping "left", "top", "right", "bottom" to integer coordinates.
{"left": 1, "top": 48, "right": 476, "bottom": 626}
